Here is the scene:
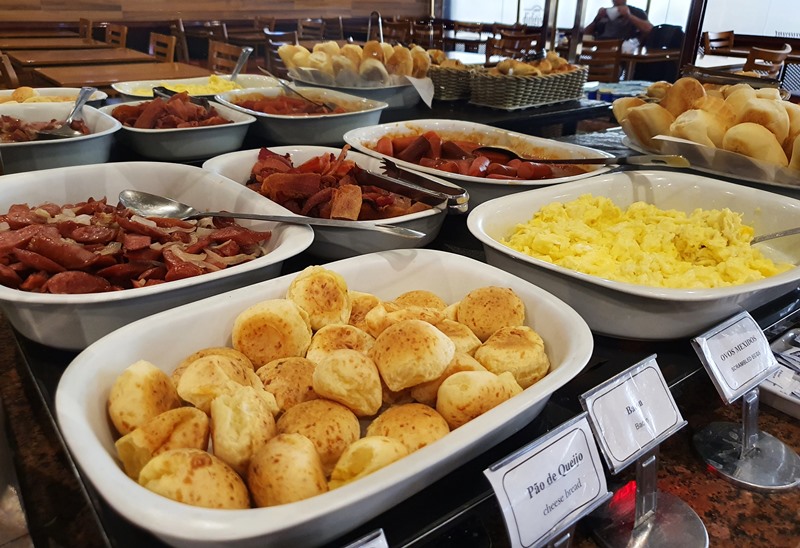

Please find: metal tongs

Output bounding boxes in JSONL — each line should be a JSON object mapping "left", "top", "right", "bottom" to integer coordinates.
{"left": 367, "top": 158, "right": 470, "bottom": 214}
{"left": 152, "top": 86, "right": 211, "bottom": 109}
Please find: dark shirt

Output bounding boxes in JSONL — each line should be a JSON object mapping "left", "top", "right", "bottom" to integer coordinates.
{"left": 593, "top": 6, "right": 649, "bottom": 41}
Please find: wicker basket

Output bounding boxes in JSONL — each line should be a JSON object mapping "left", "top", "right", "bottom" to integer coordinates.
{"left": 428, "top": 65, "right": 474, "bottom": 101}
{"left": 469, "top": 66, "right": 589, "bottom": 110}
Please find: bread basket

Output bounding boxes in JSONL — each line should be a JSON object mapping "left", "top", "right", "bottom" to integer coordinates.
{"left": 469, "top": 66, "right": 588, "bottom": 110}
{"left": 428, "top": 65, "right": 473, "bottom": 101}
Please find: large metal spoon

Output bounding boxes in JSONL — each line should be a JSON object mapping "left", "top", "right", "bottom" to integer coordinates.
{"left": 752, "top": 226, "right": 800, "bottom": 245}
{"left": 229, "top": 46, "right": 254, "bottom": 82}
{"left": 118, "top": 190, "right": 425, "bottom": 239}
{"left": 36, "top": 86, "right": 97, "bottom": 140}
{"left": 471, "top": 145, "right": 690, "bottom": 167}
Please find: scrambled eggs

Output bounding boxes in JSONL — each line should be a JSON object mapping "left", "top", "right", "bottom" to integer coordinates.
{"left": 131, "top": 75, "right": 241, "bottom": 97}
{"left": 502, "top": 194, "right": 792, "bottom": 289}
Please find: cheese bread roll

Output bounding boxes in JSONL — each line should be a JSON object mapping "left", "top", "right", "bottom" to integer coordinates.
{"left": 725, "top": 86, "right": 757, "bottom": 121}
{"left": 362, "top": 40, "right": 385, "bottom": 63}
{"left": 622, "top": 102, "right": 675, "bottom": 150}
{"left": 359, "top": 57, "right": 391, "bottom": 84}
{"left": 366, "top": 403, "right": 450, "bottom": 452}
{"left": 722, "top": 122, "right": 789, "bottom": 167}
{"left": 348, "top": 290, "right": 382, "bottom": 331}
{"left": 256, "top": 357, "right": 318, "bottom": 413}
{"left": 789, "top": 134, "right": 800, "bottom": 171}
{"left": 306, "top": 323, "right": 375, "bottom": 364}
{"left": 612, "top": 96, "right": 646, "bottom": 124}
{"left": 434, "top": 319, "right": 481, "bottom": 356}
{"left": 312, "top": 349, "right": 382, "bottom": 416}
{"left": 738, "top": 97, "right": 790, "bottom": 144}
{"left": 436, "top": 371, "right": 523, "bottom": 429}
{"left": 11, "top": 86, "right": 36, "bottom": 102}
{"left": 474, "top": 326, "right": 550, "bottom": 388}
{"left": 171, "top": 346, "right": 254, "bottom": 388}
{"left": 392, "top": 289, "right": 447, "bottom": 310}
{"left": 139, "top": 448, "right": 249, "bottom": 509}
{"left": 409, "top": 352, "right": 486, "bottom": 406}
{"left": 669, "top": 109, "right": 726, "bottom": 148}
{"left": 339, "top": 43, "right": 363, "bottom": 69}
{"left": 307, "top": 50, "right": 334, "bottom": 76}
{"left": 781, "top": 101, "right": 800, "bottom": 157}
{"left": 277, "top": 44, "right": 310, "bottom": 70}
{"left": 692, "top": 95, "right": 737, "bottom": 128}
{"left": 108, "top": 360, "right": 181, "bottom": 436}
{"left": 232, "top": 298, "right": 313, "bottom": 366}
{"left": 386, "top": 45, "right": 413, "bottom": 76}
{"left": 313, "top": 40, "right": 341, "bottom": 58}
{"left": 456, "top": 286, "right": 525, "bottom": 342}
{"left": 410, "top": 45, "right": 431, "bottom": 78}
{"left": 287, "top": 266, "right": 351, "bottom": 331}
{"left": 659, "top": 77, "right": 706, "bottom": 118}
{"left": 364, "top": 301, "right": 444, "bottom": 338}
{"left": 329, "top": 436, "right": 408, "bottom": 489}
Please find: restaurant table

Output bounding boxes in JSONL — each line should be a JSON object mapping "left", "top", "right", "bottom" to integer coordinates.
{"left": 8, "top": 48, "right": 157, "bottom": 87}
{"left": 0, "top": 37, "right": 111, "bottom": 50}
{"left": 619, "top": 47, "right": 681, "bottom": 81}
{"left": 31, "top": 62, "right": 213, "bottom": 92}
{"left": 0, "top": 29, "right": 79, "bottom": 38}
{"left": 693, "top": 53, "right": 747, "bottom": 72}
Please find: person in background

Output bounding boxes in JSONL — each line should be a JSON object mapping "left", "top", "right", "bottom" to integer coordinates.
{"left": 584, "top": 0, "right": 653, "bottom": 42}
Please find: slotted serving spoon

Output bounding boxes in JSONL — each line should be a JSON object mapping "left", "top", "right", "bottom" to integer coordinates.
{"left": 36, "top": 86, "right": 97, "bottom": 140}
{"left": 118, "top": 190, "right": 425, "bottom": 239}
{"left": 470, "top": 145, "right": 690, "bottom": 167}
{"left": 256, "top": 66, "right": 337, "bottom": 112}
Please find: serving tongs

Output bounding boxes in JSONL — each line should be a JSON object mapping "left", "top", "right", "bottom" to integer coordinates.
{"left": 152, "top": 86, "right": 211, "bottom": 110}
{"left": 367, "top": 159, "right": 470, "bottom": 214}
{"left": 471, "top": 145, "right": 690, "bottom": 167}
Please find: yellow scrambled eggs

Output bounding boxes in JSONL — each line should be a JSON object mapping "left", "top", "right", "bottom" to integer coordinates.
{"left": 131, "top": 75, "right": 241, "bottom": 97}
{"left": 502, "top": 194, "right": 792, "bottom": 289}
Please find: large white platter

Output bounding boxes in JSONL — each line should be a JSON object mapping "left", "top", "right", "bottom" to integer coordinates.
{"left": 111, "top": 74, "right": 279, "bottom": 100}
{"left": 468, "top": 169, "right": 800, "bottom": 340}
{"left": 55, "top": 248, "right": 593, "bottom": 547}
{"left": 343, "top": 119, "right": 614, "bottom": 207}
{"left": 0, "top": 87, "right": 108, "bottom": 106}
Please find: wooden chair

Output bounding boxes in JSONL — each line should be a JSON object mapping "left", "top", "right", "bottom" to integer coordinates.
{"left": 297, "top": 18, "right": 325, "bottom": 41}
{"left": 204, "top": 21, "right": 229, "bottom": 41}
{"left": 324, "top": 17, "right": 345, "bottom": 41}
{"left": 0, "top": 53, "right": 20, "bottom": 89}
{"left": 743, "top": 43, "right": 792, "bottom": 79}
{"left": 702, "top": 30, "right": 734, "bottom": 53}
{"left": 208, "top": 40, "right": 246, "bottom": 74}
{"left": 255, "top": 16, "right": 276, "bottom": 32}
{"left": 78, "top": 18, "right": 93, "bottom": 39}
{"left": 411, "top": 21, "right": 444, "bottom": 50}
{"left": 579, "top": 39, "right": 623, "bottom": 83}
{"left": 264, "top": 30, "right": 299, "bottom": 79}
{"left": 149, "top": 32, "right": 177, "bottom": 63}
{"left": 381, "top": 19, "right": 412, "bottom": 45}
{"left": 453, "top": 21, "right": 485, "bottom": 52}
{"left": 104, "top": 23, "right": 128, "bottom": 48}
{"left": 485, "top": 32, "right": 539, "bottom": 64}
{"left": 491, "top": 23, "right": 529, "bottom": 38}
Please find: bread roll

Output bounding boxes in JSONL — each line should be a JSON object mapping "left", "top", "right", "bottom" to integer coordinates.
{"left": 339, "top": 43, "right": 363, "bottom": 70}
{"left": 255, "top": 357, "right": 318, "bottom": 413}
{"left": 366, "top": 403, "right": 449, "bottom": 452}
{"left": 721, "top": 82, "right": 754, "bottom": 99}
{"left": 139, "top": 448, "right": 249, "bottom": 509}
{"left": 392, "top": 289, "right": 447, "bottom": 310}
{"left": 277, "top": 44, "right": 308, "bottom": 70}
{"left": 410, "top": 45, "right": 431, "bottom": 78}
{"left": 756, "top": 87, "right": 783, "bottom": 100}
{"left": 359, "top": 57, "right": 391, "bottom": 84}
{"left": 11, "top": 86, "right": 37, "bottom": 102}
{"left": 306, "top": 323, "right": 375, "bottom": 364}
{"left": 380, "top": 42, "right": 395, "bottom": 64}
{"left": 348, "top": 290, "right": 382, "bottom": 331}
{"left": 286, "top": 266, "right": 351, "bottom": 331}
{"left": 691, "top": 95, "right": 737, "bottom": 129}
{"left": 248, "top": 433, "right": 328, "bottom": 506}
{"left": 725, "top": 86, "right": 757, "bottom": 121}
{"left": 659, "top": 77, "right": 706, "bottom": 117}
{"left": 722, "top": 122, "right": 789, "bottom": 167}
{"left": 328, "top": 436, "right": 408, "bottom": 489}
{"left": 276, "top": 399, "right": 360, "bottom": 475}
{"left": 114, "top": 407, "right": 209, "bottom": 479}
{"left": 622, "top": 103, "right": 675, "bottom": 150}
{"left": 436, "top": 371, "right": 523, "bottom": 429}
{"left": 612, "top": 96, "right": 646, "bottom": 124}
{"left": 313, "top": 40, "right": 341, "bottom": 58}
{"left": 171, "top": 346, "right": 254, "bottom": 388}
{"left": 789, "top": 134, "right": 800, "bottom": 171}
{"left": 291, "top": 49, "right": 312, "bottom": 69}
{"left": 232, "top": 298, "right": 313, "bottom": 366}
{"left": 738, "top": 97, "right": 790, "bottom": 144}
{"left": 362, "top": 40, "right": 385, "bottom": 63}
{"left": 669, "top": 109, "right": 726, "bottom": 148}
{"left": 474, "top": 326, "right": 550, "bottom": 388}
{"left": 371, "top": 319, "right": 455, "bottom": 392}
{"left": 409, "top": 352, "right": 486, "bottom": 406}
{"left": 364, "top": 301, "right": 444, "bottom": 338}
{"left": 456, "top": 286, "right": 525, "bottom": 342}
{"left": 434, "top": 319, "right": 482, "bottom": 355}
{"left": 782, "top": 101, "right": 800, "bottom": 157}
{"left": 331, "top": 54, "right": 359, "bottom": 86}
{"left": 108, "top": 360, "right": 181, "bottom": 436}
{"left": 307, "top": 50, "right": 334, "bottom": 76}
{"left": 312, "top": 349, "right": 383, "bottom": 416}
{"left": 646, "top": 80, "right": 671, "bottom": 100}
{"left": 386, "top": 45, "right": 413, "bottom": 76}
{"left": 427, "top": 48, "right": 447, "bottom": 65}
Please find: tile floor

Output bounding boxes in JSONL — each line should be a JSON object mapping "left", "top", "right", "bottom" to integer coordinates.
{"left": 0, "top": 401, "right": 32, "bottom": 548}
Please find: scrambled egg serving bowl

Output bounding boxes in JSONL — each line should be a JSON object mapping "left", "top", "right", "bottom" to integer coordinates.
{"left": 467, "top": 170, "right": 800, "bottom": 340}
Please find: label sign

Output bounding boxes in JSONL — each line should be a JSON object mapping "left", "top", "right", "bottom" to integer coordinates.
{"left": 691, "top": 311, "right": 778, "bottom": 403}
{"left": 485, "top": 413, "right": 610, "bottom": 548}
{"left": 581, "top": 355, "right": 686, "bottom": 473}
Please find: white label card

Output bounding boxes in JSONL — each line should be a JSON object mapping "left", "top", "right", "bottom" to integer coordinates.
{"left": 340, "top": 529, "right": 388, "bottom": 548}
{"left": 691, "top": 311, "right": 779, "bottom": 403}
{"left": 484, "top": 413, "right": 610, "bottom": 548}
{"left": 580, "top": 355, "right": 686, "bottom": 473}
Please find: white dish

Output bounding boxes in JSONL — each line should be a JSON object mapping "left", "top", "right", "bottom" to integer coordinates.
{"left": 343, "top": 119, "right": 614, "bottom": 207}
{"left": 0, "top": 162, "right": 314, "bottom": 350}
{"left": 214, "top": 87, "right": 388, "bottom": 146}
{"left": 467, "top": 169, "right": 800, "bottom": 340}
{"left": 290, "top": 71, "right": 422, "bottom": 109}
{"left": 55, "top": 248, "right": 594, "bottom": 547}
{"left": 202, "top": 146, "right": 451, "bottom": 259}
{"left": 111, "top": 74, "right": 279, "bottom": 100}
{"left": 98, "top": 100, "right": 255, "bottom": 161}
{"left": 0, "top": 102, "right": 120, "bottom": 174}
{"left": 0, "top": 87, "right": 108, "bottom": 107}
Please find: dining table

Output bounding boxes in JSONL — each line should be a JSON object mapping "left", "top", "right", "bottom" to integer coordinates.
{"left": 619, "top": 46, "right": 681, "bottom": 81}
{"left": 692, "top": 53, "right": 747, "bottom": 72}
{"left": 7, "top": 48, "right": 155, "bottom": 68}
{"left": 0, "top": 29, "right": 79, "bottom": 38}
{"left": 31, "top": 62, "right": 213, "bottom": 92}
{"left": 0, "top": 37, "right": 111, "bottom": 50}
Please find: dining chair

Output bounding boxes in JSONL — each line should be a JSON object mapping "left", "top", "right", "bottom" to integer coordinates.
{"left": 485, "top": 32, "right": 539, "bottom": 64}
{"left": 297, "top": 18, "right": 325, "bottom": 41}
{"left": 254, "top": 16, "right": 276, "bottom": 32}
{"left": 702, "top": 30, "right": 734, "bottom": 53}
{"left": 204, "top": 21, "right": 229, "bottom": 41}
{"left": 104, "top": 23, "right": 128, "bottom": 48}
{"left": 0, "top": 53, "right": 20, "bottom": 89}
{"left": 743, "top": 43, "right": 792, "bottom": 80}
{"left": 323, "top": 17, "right": 345, "bottom": 41}
{"left": 78, "top": 18, "right": 93, "bottom": 39}
{"left": 381, "top": 19, "right": 412, "bottom": 45}
{"left": 149, "top": 32, "right": 177, "bottom": 63}
{"left": 411, "top": 22, "right": 444, "bottom": 50}
{"left": 264, "top": 30, "right": 299, "bottom": 79}
{"left": 579, "top": 39, "right": 624, "bottom": 83}
{"left": 208, "top": 40, "right": 246, "bottom": 74}
{"left": 491, "top": 23, "right": 529, "bottom": 38}
{"left": 453, "top": 21, "right": 485, "bottom": 52}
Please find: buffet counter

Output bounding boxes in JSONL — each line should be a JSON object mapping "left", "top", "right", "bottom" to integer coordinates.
{"left": 1, "top": 129, "right": 798, "bottom": 548}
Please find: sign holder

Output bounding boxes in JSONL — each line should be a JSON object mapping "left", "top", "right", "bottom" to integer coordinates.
{"left": 691, "top": 311, "right": 800, "bottom": 492}
{"left": 581, "top": 355, "right": 707, "bottom": 548}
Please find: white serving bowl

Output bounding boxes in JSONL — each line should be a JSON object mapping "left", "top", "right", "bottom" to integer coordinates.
{"left": 291, "top": 70, "right": 422, "bottom": 109}
{"left": 0, "top": 87, "right": 108, "bottom": 107}
{"left": 0, "top": 162, "right": 314, "bottom": 350}
{"left": 111, "top": 74, "right": 280, "bottom": 100}
{"left": 468, "top": 169, "right": 800, "bottom": 340}
{"left": 0, "top": 102, "right": 120, "bottom": 174}
{"left": 55, "top": 248, "right": 593, "bottom": 547}
{"left": 203, "top": 146, "right": 451, "bottom": 259}
{"left": 98, "top": 100, "right": 256, "bottom": 161}
{"left": 343, "top": 119, "right": 614, "bottom": 208}
{"left": 214, "top": 87, "right": 388, "bottom": 145}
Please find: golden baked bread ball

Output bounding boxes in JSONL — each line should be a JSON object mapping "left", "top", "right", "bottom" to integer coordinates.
{"left": 410, "top": 45, "right": 431, "bottom": 78}
{"left": 312, "top": 349, "right": 383, "bottom": 417}
{"left": 789, "top": 134, "right": 800, "bottom": 171}
{"left": 171, "top": 346, "right": 254, "bottom": 388}
{"left": 456, "top": 286, "right": 525, "bottom": 342}
{"left": 622, "top": 103, "right": 676, "bottom": 150}
{"left": 722, "top": 122, "right": 789, "bottom": 167}
{"left": 232, "top": 298, "right": 313, "bottom": 366}
{"left": 691, "top": 95, "right": 737, "bottom": 129}
{"left": 366, "top": 403, "right": 450, "bottom": 452}
{"left": 436, "top": 371, "right": 523, "bottom": 429}
{"left": 427, "top": 48, "right": 447, "bottom": 65}
{"left": 139, "top": 448, "right": 250, "bottom": 509}
{"left": 277, "top": 44, "right": 309, "bottom": 70}
{"left": 114, "top": 407, "right": 209, "bottom": 479}
{"left": 386, "top": 45, "right": 413, "bottom": 76}
{"left": 332, "top": 54, "right": 360, "bottom": 86}
{"left": 474, "top": 326, "right": 550, "bottom": 389}
{"left": 612, "top": 96, "right": 646, "bottom": 124}
{"left": 371, "top": 319, "right": 456, "bottom": 392}
{"left": 443, "top": 301, "right": 459, "bottom": 321}
{"left": 108, "top": 360, "right": 181, "bottom": 436}
{"left": 255, "top": 357, "right": 318, "bottom": 413}
{"left": 276, "top": 399, "right": 360, "bottom": 475}
{"left": 292, "top": 49, "right": 312, "bottom": 69}
{"left": 307, "top": 50, "right": 334, "bottom": 76}
{"left": 738, "top": 97, "right": 790, "bottom": 144}
{"left": 10, "top": 86, "right": 36, "bottom": 102}
{"left": 359, "top": 57, "right": 392, "bottom": 84}
{"left": 434, "top": 319, "right": 481, "bottom": 356}
{"left": 380, "top": 377, "right": 415, "bottom": 408}
{"left": 755, "top": 87, "right": 783, "bottom": 101}
{"left": 781, "top": 101, "right": 800, "bottom": 156}
{"left": 286, "top": 266, "right": 351, "bottom": 331}
{"left": 362, "top": 40, "right": 385, "bottom": 62}
{"left": 392, "top": 289, "right": 447, "bottom": 310}
{"left": 495, "top": 58, "right": 515, "bottom": 75}
{"left": 659, "top": 77, "right": 706, "bottom": 118}
{"left": 339, "top": 43, "right": 363, "bottom": 69}
{"left": 725, "top": 86, "right": 757, "bottom": 121}
{"left": 439, "top": 58, "right": 466, "bottom": 70}
{"left": 313, "top": 40, "right": 341, "bottom": 58}
{"left": 305, "top": 323, "right": 375, "bottom": 364}
{"left": 379, "top": 42, "right": 395, "bottom": 62}
{"left": 210, "top": 385, "right": 278, "bottom": 476}
{"left": 364, "top": 301, "right": 444, "bottom": 338}
{"left": 721, "top": 82, "right": 753, "bottom": 99}
{"left": 646, "top": 80, "right": 672, "bottom": 100}
{"left": 511, "top": 61, "right": 541, "bottom": 77}
{"left": 248, "top": 433, "right": 328, "bottom": 507}
{"left": 328, "top": 436, "right": 408, "bottom": 490}
{"left": 669, "top": 109, "right": 727, "bottom": 148}
{"left": 348, "top": 290, "right": 382, "bottom": 331}
{"left": 409, "top": 352, "right": 486, "bottom": 406}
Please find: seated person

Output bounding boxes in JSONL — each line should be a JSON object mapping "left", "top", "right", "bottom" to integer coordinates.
{"left": 584, "top": 0, "right": 653, "bottom": 42}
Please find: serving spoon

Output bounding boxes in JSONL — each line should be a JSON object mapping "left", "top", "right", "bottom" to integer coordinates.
{"left": 470, "top": 145, "right": 690, "bottom": 168}
{"left": 118, "top": 190, "right": 425, "bottom": 239}
{"left": 256, "top": 66, "right": 337, "bottom": 113}
{"left": 229, "top": 47, "right": 254, "bottom": 82}
{"left": 751, "top": 226, "right": 800, "bottom": 245}
{"left": 36, "top": 86, "right": 97, "bottom": 140}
